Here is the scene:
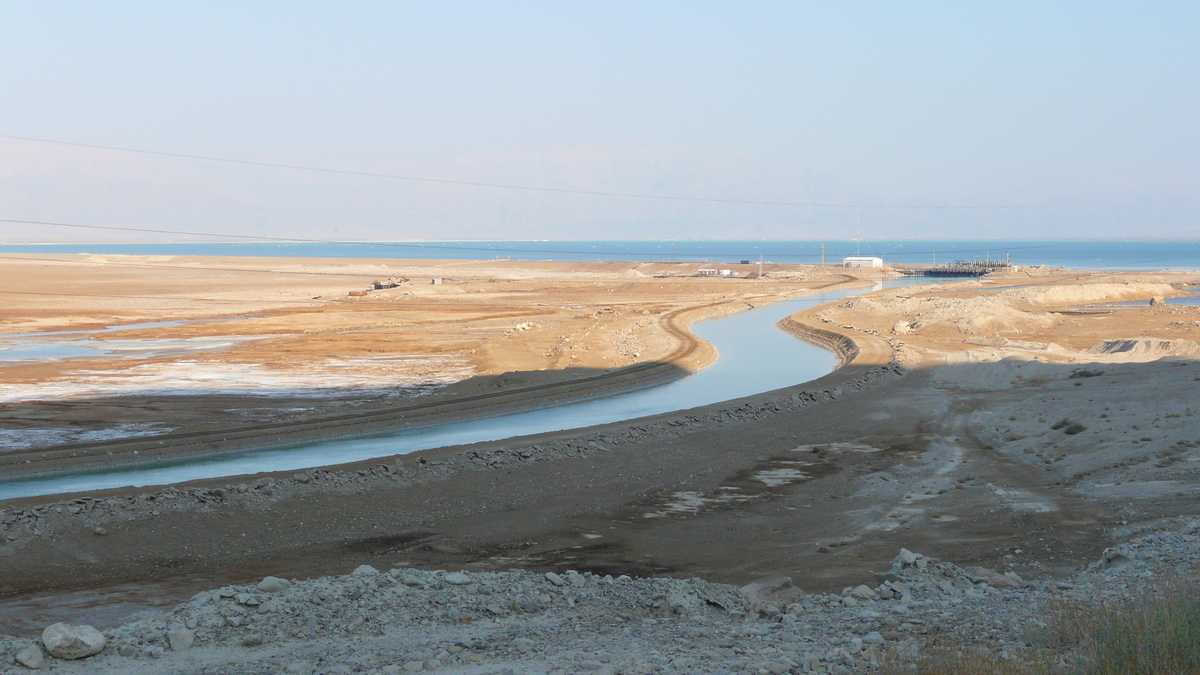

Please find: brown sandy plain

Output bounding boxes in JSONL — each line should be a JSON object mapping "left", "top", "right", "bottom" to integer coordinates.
{"left": 4, "top": 260, "right": 1200, "bottom": 639}
{"left": 0, "top": 254, "right": 846, "bottom": 476}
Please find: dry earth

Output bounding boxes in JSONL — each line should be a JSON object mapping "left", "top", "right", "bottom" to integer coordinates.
{"left": 0, "top": 255, "right": 846, "bottom": 476}
{"left": 5, "top": 264, "right": 1200, "bottom": 673}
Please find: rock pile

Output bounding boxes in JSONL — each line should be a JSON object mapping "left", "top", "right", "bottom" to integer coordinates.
{"left": 6, "top": 518, "right": 1200, "bottom": 674}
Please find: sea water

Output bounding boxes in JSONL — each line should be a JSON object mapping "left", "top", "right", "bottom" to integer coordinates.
{"left": 3, "top": 240, "right": 1200, "bottom": 271}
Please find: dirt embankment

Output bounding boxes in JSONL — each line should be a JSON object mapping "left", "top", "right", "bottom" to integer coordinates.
{"left": 819, "top": 271, "right": 1200, "bottom": 358}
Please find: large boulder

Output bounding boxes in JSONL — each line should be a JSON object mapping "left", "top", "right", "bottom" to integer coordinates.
{"left": 41, "top": 623, "right": 106, "bottom": 659}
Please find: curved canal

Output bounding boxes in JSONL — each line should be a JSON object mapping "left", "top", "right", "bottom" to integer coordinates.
{"left": 0, "top": 278, "right": 930, "bottom": 500}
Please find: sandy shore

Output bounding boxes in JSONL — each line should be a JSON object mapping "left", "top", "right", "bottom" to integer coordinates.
{"left": 5, "top": 264, "right": 1200, "bottom": 658}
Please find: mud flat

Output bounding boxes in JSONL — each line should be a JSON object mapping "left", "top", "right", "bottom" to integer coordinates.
{"left": 0, "top": 255, "right": 856, "bottom": 478}
{"left": 6, "top": 267, "right": 1200, "bottom": 670}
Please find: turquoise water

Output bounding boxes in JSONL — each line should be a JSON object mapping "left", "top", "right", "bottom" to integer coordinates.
{"left": 3, "top": 240, "right": 1199, "bottom": 270}
{"left": 0, "top": 279, "right": 931, "bottom": 499}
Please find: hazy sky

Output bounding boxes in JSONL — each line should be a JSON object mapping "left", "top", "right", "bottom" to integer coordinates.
{"left": 2, "top": 2, "right": 1197, "bottom": 242}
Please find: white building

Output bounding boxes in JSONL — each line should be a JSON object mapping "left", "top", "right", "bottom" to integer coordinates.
{"left": 697, "top": 268, "right": 718, "bottom": 276}
{"left": 842, "top": 256, "right": 883, "bottom": 268}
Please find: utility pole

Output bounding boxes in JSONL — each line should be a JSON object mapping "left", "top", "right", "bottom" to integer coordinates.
{"left": 820, "top": 242, "right": 825, "bottom": 266}
{"left": 855, "top": 208, "right": 862, "bottom": 257}
{"left": 758, "top": 253, "right": 763, "bottom": 279}
{"left": 933, "top": 247, "right": 937, "bottom": 267}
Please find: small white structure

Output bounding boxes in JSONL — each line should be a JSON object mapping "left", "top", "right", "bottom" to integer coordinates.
{"left": 697, "top": 268, "right": 718, "bottom": 276}
{"left": 719, "top": 269, "right": 732, "bottom": 277}
{"left": 843, "top": 256, "right": 883, "bottom": 268}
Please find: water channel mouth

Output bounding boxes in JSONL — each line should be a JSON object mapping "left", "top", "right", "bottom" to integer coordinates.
{"left": 0, "top": 278, "right": 932, "bottom": 500}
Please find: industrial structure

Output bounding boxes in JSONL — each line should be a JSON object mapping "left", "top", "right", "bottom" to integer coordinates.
{"left": 842, "top": 256, "right": 884, "bottom": 268}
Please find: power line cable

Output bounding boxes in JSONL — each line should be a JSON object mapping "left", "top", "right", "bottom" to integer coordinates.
{"left": 0, "top": 134, "right": 1066, "bottom": 210}
{"left": 0, "top": 218, "right": 1080, "bottom": 259}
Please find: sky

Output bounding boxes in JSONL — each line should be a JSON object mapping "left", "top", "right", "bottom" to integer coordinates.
{"left": 1, "top": 2, "right": 1197, "bottom": 242}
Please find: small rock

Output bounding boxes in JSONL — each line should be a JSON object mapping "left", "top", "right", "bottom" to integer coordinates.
{"left": 41, "top": 623, "right": 107, "bottom": 660}
{"left": 93, "top": 527, "right": 107, "bottom": 536}
{"left": 258, "top": 576, "right": 292, "bottom": 593}
{"left": 566, "top": 570, "right": 586, "bottom": 587}
{"left": 444, "top": 572, "right": 472, "bottom": 585}
{"left": 850, "top": 584, "right": 876, "bottom": 600}
{"left": 740, "top": 576, "right": 806, "bottom": 608}
{"left": 511, "top": 638, "right": 536, "bottom": 653}
{"left": 241, "top": 634, "right": 263, "bottom": 647}
{"left": 545, "top": 572, "right": 566, "bottom": 587}
{"left": 965, "top": 566, "right": 1021, "bottom": 588}
{"left": 286, "top": 662, "right": 316, "bottom": 675}
{"left": 863, "top": 632, "right": 885, "bottom": 645}
{"left": 168, "top": 628, "right": 194, "bottom": 652}
{"left": 140, "top": 645, "right": 165, "bottom": 659}
{"left": 403, "top": 660, "right": 425, "bottom": 671}
{"left": 15, "top": 644, "right": 45, "bottom": 669}
{"left": 118, "top": 643, "right": 137, "bottom": 657}
{"left": 353, "top": 564, "right": 380, "bottom": 575}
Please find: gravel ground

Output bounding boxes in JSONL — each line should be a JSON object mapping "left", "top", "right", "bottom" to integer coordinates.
{"left": 5, "top": 516, "right": 1200, "bottom": 675}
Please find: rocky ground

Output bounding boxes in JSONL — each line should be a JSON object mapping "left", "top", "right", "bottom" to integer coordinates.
{"left": 4, "top": 517, "right": 1199, "bottom": 674}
